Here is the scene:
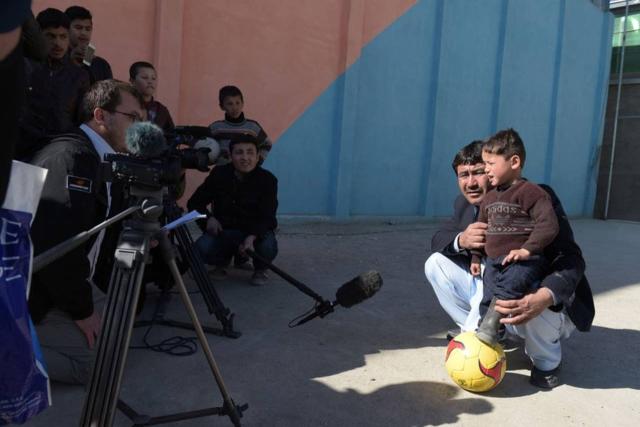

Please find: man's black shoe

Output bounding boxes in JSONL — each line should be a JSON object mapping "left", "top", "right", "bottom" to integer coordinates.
{"left": 529, "top": 365, "right": 560, "bottom": 389}
{"left": 446, "top": 329, "right": 460, "bottom": 342}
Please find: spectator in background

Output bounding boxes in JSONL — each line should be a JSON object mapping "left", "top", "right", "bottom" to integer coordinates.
{"left": 129, "top": 61, "right": 175, "bottom": 132}
{"left": 65, "top": 5, "right": 112, "bottom": 83}
{"left": 188, "top": 136, "right": 278, "bottom": 286}
{"left": 209, "top": 85, "right": 272, "bottom": 164}
{"left": 17, "top": 8, "right": 89, "bottom": 160}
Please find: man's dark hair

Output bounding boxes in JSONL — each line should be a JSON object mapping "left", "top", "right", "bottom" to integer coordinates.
{"left": 483, "top": 128, "right": 526, "bottom": 167}
{"left": 229, "top": 134, "right": 259, "bottom": 153}
{"left": 64, "top": 6, "right": 92, "bottom": 22}
{"left": 80, "top": 79, "right": 143, "bottom": 123}
{"left": 129, "top": 61, "right": 155, "bottom": 80}
{"left": 36, "top": 8, "right": 70, "bottom": 30}
{"left": 452, "top": 140, "right": 484, "bottom": 174}
{"left": 218, "top": 85, "right": 243, "bottom": 106}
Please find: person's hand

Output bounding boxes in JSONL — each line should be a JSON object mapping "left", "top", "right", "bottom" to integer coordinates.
{"left": 239, "top": 235, "right": 256, "bottom": 254}
{"left": 70, "top": 44, "right": 86, "bottom": 65}
{"left": 494, "top": 288, "right": 554, "bottom": 325}
{"left": 458, "top": 222, "right": 488, "bottom": 250}
{"left": 502, "top": 248, "right": 531, "bottom": 265}
{"left": 206, "top": 216, "right": 222, "bottom": 236}
{"left": 470, "top": 261, "right": 481, "bottom": 276}
{"left": 75, "top": 311, "right": 102, "bottom": 349}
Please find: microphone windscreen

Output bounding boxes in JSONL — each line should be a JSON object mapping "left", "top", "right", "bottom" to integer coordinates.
{"left": 194, "top": 137, "right": 221, "bottom": 164}
{"left": 335, "top": 270, "right": 382, "bottom": 308}
{"left": 125, "top": 121, "right": 167, "bottom": 158}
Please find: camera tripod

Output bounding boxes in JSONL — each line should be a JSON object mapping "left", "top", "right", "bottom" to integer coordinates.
{"left": 80, "top": 189, "right": 247, "bottom": 427}
{"left": 133, "top": 198, "right": 241, "bottom": 339}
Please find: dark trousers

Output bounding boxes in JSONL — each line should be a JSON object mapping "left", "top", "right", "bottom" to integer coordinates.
{"left": 195, "top": 229, "right": 278, "bottom": 271}
{"left": 480, "top": 254, "right": 549, "bottom": 316}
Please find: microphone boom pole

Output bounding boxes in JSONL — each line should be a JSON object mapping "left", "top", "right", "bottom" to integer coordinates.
{"left": 245, "top": 249, "right": 326, "bottom": 304}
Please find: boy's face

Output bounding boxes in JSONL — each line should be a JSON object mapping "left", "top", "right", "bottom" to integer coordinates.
{"left": 131, "top": 67, "right": 157, "bottom": 99}
{"left": 231, "top": 142, "right": 258, "bottom": 174}
{"left": 69, "top": 19, "right": 92, "bottom": 48}
{"left": 220, "top": 95, "right": 244, "bottom": 119}
{"left": 482, "top": 151, "right": 521, "bottom": 187}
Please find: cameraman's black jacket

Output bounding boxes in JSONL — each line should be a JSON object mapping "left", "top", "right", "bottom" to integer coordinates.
{"left": 188, "top": 163, "right": 278, "bottom": 237}
{"left": 28, "top": 129, "right": 107, "bottom": 323}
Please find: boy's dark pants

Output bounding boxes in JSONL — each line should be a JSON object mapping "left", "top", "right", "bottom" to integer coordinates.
{"left": 480, "top": 255, "right": 549, "bottom": 317}
{"left": 195, "top": 229, "right": 278, "bottom": 271}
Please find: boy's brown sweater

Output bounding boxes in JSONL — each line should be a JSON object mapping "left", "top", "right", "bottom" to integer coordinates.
{"left": 477, "top": 180, "right": 559, "bottom": 258}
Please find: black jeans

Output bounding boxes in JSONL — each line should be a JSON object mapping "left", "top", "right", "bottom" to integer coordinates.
{"left": 195, "top": 229, "right": 278, "bottom": 271}
{"left": 480, "top": 254, "right": 549, "bottom": 316}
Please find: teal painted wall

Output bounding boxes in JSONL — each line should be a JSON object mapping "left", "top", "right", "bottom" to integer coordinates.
{"left": 268, "top": 0, "right": 613, "bottom": 217}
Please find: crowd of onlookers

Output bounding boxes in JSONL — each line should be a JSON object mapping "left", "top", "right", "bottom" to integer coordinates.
{"left": 2, "top": 3, "right": 281, "bottom": 389}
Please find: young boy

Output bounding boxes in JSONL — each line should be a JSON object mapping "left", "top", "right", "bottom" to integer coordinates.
{"left": 129, "top": 61, "right": 174, "bottom": 132}
{"left": 470, "top": 129, "right": 559, "bottom": 346}
{"left": 209, "top": 85, "right": 272, "bottom": 165}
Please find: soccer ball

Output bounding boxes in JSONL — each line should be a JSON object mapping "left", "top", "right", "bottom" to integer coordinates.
{"left": 445, "top": 331, "right": 506, "bottom": 392}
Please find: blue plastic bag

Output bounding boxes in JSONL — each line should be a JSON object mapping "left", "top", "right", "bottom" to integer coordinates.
{"left": 1, "top": 161, "right": 50, "bottom": 425}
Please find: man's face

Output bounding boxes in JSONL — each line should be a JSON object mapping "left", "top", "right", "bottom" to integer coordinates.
{"left": 220, "top": 95, "right": 244, "bottom": 119}
{"left": 456, "top": 162, "right": 490, "bottom": 206}
{"left": 42, "top": 26, "right": 69, "bottom": 60}
{"left": 131, "top": 67, "right": 157, "bottom": 99}
{"left": 69, "top": 19, "right": 92, "bottom": 47}
{"left": 231, "top": 143, "right": 258, "bottom": 174}
{"left": 101, "top": 91, "right": 145, "bottom": 152}
{"left": 482, "top": 151, "right": 519, "bottom": 187}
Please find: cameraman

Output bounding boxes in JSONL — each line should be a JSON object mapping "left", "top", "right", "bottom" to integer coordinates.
{"left": 28, "top": 80, "right": 144, "bottom": 384}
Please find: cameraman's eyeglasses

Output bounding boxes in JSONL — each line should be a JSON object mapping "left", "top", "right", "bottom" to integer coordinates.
{"left": 109, "top": 110, "right": 143, "bottom": 122}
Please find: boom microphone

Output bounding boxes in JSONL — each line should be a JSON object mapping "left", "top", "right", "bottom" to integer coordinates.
{"left": 243, "top": 249, "right": 383, "bottom": 326}
{"left": 125, "top": 121, "right": 168, "bottom": 158}
{"left": 335, "top": 270, "right": 383, "bottom": 308}
{"left": 293, "top": 271, "right": 383, "bottom": 326}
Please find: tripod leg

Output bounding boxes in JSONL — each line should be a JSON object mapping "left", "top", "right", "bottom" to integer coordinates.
{"left": 80, "top": 232, "right": 150, "bottom": 427}
{"left": 173, "top": 222, "right": 240, "bottom": 338}
{"left": 164, "top": 256, "right": 244, "bottom": 426}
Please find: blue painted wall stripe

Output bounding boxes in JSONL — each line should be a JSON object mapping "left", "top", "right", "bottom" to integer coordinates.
{"left": 489, "top": 0, "right": 509, "bottom": 134}
{"left": 419, "top": 0, "right": 444, "bottom": 216}
{"left": 543, "top": 0, "right": 566, "bottom": 183}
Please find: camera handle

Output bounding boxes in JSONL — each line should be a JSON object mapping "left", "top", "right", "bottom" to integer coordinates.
{"left": 80, "top": 198, "right": 246, "bottom": 427}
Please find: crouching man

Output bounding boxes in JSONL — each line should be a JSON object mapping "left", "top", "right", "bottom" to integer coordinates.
{"left": 424, "top": 138, "right": 595, "bottom": 389}
{"left": 188, "top": 136, "right": 278, "bottom": 286}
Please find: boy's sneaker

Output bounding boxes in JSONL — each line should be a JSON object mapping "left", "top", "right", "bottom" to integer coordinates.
{"left": 529, "top": 365, "right": 560, "bottom": 389}
{"left": 209, "top": 267, "right": 228, "bottom": 280}
{"left": 250, "top": 270, "right": 268, "bottom": 286}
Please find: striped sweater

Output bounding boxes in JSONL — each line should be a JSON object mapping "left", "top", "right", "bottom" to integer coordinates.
{"left": 209, "top": 113, "right": 272, "bottom": 164}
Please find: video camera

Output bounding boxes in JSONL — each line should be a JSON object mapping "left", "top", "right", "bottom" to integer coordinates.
{"left": 103, "top": 123, "right": 220, "bottom": 190}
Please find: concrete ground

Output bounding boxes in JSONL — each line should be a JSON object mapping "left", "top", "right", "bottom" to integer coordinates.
{"left": 24, "top": 218, "right": 640, "bottom": 427}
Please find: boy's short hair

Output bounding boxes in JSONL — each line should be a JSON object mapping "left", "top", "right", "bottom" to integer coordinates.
{"left": 37, "top": 8, "right": 70, "bottom": 30}
{"left": 452, "top": 140, "right": 484, "bottom": 174}
{"left": 219, "top": 85, "right": 243, "bottom": 106}
{"left": 483, "top": 128, "right": 526, "bottom": 167}
{"left": 80, "top": 79, "right": 143, "bottom": 123}
{"left": 64, "top": 5, "right": 92, "bottom": 22}
{"left": 229, "top": 134, "right": 259, "bottom": 153}
{"left": 129, "top": 61, "right": 155, "bottom": 80}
